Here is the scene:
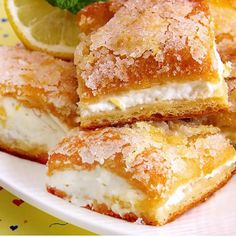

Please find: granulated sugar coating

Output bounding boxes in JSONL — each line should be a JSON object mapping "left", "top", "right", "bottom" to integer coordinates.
{"left": 48, "top": 121, "right": 234, "bottom": 196}
{"left": 0, "top": 46, "right": 78, "bottom": 124}
{"left": 75, "top": 0, "right": 218, "bottom": 100}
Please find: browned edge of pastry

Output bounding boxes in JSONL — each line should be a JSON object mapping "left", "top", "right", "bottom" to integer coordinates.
{"left": 81, "top": 107, "right": 228, "bottom": 129}
{"left": 0, "top": 143, "right": 48, "bottom": 164}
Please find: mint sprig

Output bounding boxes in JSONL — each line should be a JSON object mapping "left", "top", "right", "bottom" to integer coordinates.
{"left": 47, "top": 0, "right": 104, "bottom": 14}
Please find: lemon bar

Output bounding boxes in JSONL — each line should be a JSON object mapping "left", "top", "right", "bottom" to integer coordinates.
{"left": 75, "top": 0, "right": 229, "bottom": 128}
{"left": 47, "top": 121, "right": 236, "bottom": 225}
{"left": 0, "top": 46, "right": 78, "bottom": 163}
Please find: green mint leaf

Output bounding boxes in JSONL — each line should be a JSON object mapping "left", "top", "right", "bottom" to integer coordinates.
{"left": 47, "top": 0, "right": 105, "bottom": 14}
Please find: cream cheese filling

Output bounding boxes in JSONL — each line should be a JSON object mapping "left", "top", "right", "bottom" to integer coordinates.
{"left": 81, "top": 80, "right": 226, "bottom": 117}
{"left": 80, "top": 49, "right": 226, "bottom": 117}
{"left": 47, "top": 156, "right": 236, "bottom": 219}
{"left": 0, "top": 97, "right": 69, "bottom": 151}
{"left": 164, "top": 156, "right": 236, "bottom": 208}
{"left": 47, "top": 167, "right": 146, "bottom": 217}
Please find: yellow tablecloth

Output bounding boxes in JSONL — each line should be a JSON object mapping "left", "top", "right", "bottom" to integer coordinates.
{"left": 0, "top": 2, "right": 94, "bottom": 235}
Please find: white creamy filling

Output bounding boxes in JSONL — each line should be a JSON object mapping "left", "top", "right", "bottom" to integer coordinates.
{"left": 0, "top": 97, "right": 69, "bottom": 151}
{"left": 81, "top": 49, "right": 226, "bottom": 117}
{"left": 47, "top": 167, "right": 146, "bottom": 217}
{"left": 164, "top": 156, "right": 236, "bottom": 207}
{"left": 81, "top": 81, "right": 224, "bottom": 117}
{"left": 47, "top": 156, "right": 236, "bottom": 217}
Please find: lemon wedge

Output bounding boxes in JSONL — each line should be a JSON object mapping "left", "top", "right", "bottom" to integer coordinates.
{"left": 4, "top": 0, "right": 80, "bottom": 59}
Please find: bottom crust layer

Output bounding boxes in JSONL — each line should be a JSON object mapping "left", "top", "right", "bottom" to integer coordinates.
{"left": 0, "top": 140, "right": 48, "bottom": 164}
{"left": 80, "top": 97, "right": 229, "bottom": 128}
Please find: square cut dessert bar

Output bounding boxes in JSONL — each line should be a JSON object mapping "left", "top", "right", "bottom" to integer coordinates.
{"left": 209, "top": 0, "right": 236, "bottom": 79}
{"left": 47, "top": 121, "right": 236, "bottom": 225}
{"left": 203, "top": 79, "right": 236, "bottom": 145}
{"left": 75, "top": 0, "right": 229, "bottom": 128}
{"left": 0, "top": 46, "right": 78, "bottom": 164}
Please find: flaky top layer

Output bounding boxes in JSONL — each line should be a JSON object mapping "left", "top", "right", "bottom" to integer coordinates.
{"left": 0, "top": 46, "right": 78, "bottom": 125}
{"left": 48, "top": 121, "right": 235, "bottom": 197}
{"left": 75, "top": 0, "right": 220, "bottom": 101}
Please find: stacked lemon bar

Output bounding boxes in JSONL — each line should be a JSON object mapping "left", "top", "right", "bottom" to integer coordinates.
{"left": 202, "top": 1, "right": 236, "bottom": 145}
{"left": 46, "top": 0, "right": 236, "bottom": 225}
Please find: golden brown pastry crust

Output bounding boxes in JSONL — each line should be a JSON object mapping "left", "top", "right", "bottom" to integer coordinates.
{"left": 0, "top": 46, "right": 79, "bottom": 126}
{"left": 207, "top": 113, "right": 236, "bottom": 129}
{"left": 77, "top": 2, "right": 114, "bottom": 35}
{"left": 75, "top": 0, "right": 219, "bottom": 102}
{"left": 209, "top": 1, "right": 236, "bottom": 78}
{"left": 0, "top": 141, "right": 48, "bottom": 164}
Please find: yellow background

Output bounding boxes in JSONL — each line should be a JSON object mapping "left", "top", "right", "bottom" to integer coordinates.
{"left": 0, "top": 1, "right": 94, "bottom": 235}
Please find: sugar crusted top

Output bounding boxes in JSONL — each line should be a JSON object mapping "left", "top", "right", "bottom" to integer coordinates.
{"left": 0, "top": 46, "right": 78, "bottom": 125}
{"left": 48, "top": 121, "right": 235, "bottom": 197}
{"left": 90, "top": 0, "right": 210, "bottom": 62}
{"left": 75, "top": 0, "right": 218, "bottom": 100}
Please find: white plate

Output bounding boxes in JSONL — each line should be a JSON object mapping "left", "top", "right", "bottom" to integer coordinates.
{"left": 0, "top": 152, "right": 236, "bottom": 235}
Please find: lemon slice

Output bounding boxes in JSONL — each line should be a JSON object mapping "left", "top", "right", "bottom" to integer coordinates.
{"left": 4, "top": 0, "right": 80, "bottom": 59}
